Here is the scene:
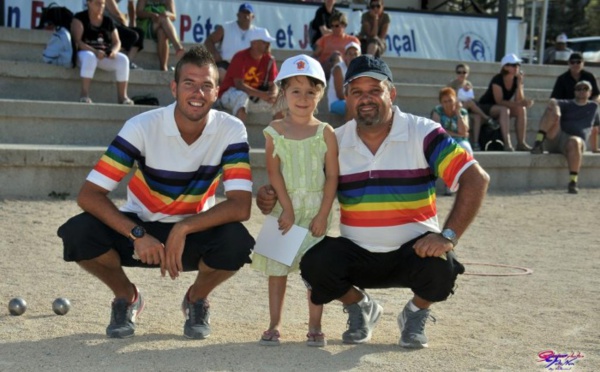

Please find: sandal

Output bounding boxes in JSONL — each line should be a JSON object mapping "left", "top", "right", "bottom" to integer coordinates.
{"left": 79, "top": 97, "right": 92, "bottom": 104}
{"left": 120, "top": 97, "right": 134, "bottom": 105}
{"left": 306, "top": 331, "right": 326, "bottom": 347}
{"left": 259, "top": 329, "right": 280, "bottom": 346}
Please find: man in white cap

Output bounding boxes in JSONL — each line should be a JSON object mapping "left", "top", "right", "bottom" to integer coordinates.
{"left": 219, "top": 27, "right": 281, "bottom": 122}
{"left": 328, "top": 41, "right": 361, "bottom": 122}
{"left": 531, "top": 80, "right": 600, "bottom": 194}
{"left": 205, "top": 2, "right": 256, "bottom": 83}
{"left": 257, "top": 55, "right": 489, "bottom": 349}
{"left": 544, "top": 33, "right": 573, "bottom": 65}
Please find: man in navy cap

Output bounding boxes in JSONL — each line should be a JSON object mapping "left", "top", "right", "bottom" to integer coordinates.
{"left": 257, "top": 55, "right": 489, "bottom": 349}
{"left": 205, "top": 2, "right": 256, "bottom": 83}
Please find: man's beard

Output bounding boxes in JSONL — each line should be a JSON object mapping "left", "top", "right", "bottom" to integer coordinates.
{"left": 356, "top": 104, "right": 381, "bottom": 127}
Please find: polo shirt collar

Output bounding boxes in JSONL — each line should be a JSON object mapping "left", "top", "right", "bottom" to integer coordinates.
{"left": 162, "top": 103, "right": 217, "bottom": 137}
{"left": 339, "top": 105, "right": 408, "bottom": 148}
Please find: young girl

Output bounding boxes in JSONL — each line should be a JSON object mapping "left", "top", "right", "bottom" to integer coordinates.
{"left": 251, "top": 55, "right": 339, "bottom": 347}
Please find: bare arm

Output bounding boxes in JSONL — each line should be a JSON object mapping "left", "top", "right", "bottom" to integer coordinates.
{"left": 105, "top": 0, "right": 127, "bottom": 25}
{"left": 309, "top": 125, "right": 339, "bottom": 237}
{"left": 265, "top": 130, "right": 295, "bottom": 234}
{"left": 109, "top": 27, "right": 121, "bottom": 57}
{"left": 204, "top": 26, "right": 224, "bottom": 62}
{"left": 233, "top": 78, "right": 270, "bottom": 101}
{"left": 378, "top": 17, "right": 389, "bottom": 39}
{"left": 413, "top": 163, "right": 489, "bottom": 258}
{"left": 78, "top": 181, "right": 166, "bottom": 266}
{"left": 127, "top": 0, "right": 136, "bottom": 27}
{"left": 163, "top": 189, "right": 252, "bottom": 278}
{"left": 332, "top": 64, "right": 344, "bottom": 100}
{"left": 456, "top": 109, "right": 469, "bottom": 137}
{"left": 163, "top": 0, "right": 176, "bottom": 22}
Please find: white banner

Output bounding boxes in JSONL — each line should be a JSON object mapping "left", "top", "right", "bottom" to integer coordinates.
{"left": 4, "top": 0, "right": 521, "bottom": 62}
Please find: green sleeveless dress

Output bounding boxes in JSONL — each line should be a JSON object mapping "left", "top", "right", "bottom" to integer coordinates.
{"left": 251, "top": 123, "right": 332, "bottom": 276}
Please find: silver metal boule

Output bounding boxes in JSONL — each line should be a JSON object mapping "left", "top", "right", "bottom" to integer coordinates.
{"left": 8, "top": 297, "right": 27, "bottom": 316}
{"left": 52, "top": 297, "right": 71, "bottom": 315}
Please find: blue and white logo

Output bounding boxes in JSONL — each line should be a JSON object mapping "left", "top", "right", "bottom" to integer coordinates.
{"left": 457, "top": 32, "right": 492, "bottom": 62}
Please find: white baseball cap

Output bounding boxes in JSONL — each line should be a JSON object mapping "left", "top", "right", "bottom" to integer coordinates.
{"left": 274, "top": 54, "right": 327, "bottom": 86}
{"left": 345, "top": 41, "right": 361, "bottom": 52}
{"left": 556, "top": 33, "right": 568, "bottom": 43}
{"left": 249, "top": 27, "right": 275, "bottom": 43}
{"left": 500, "top": 53, "right": 522, "bottom": 66}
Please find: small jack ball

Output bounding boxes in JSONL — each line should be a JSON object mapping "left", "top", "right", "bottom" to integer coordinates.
{"left": 8, "top": 297, "right": 27, "bottom": 316}
{"left": 52, "top": 297, "right": 71, "bottom": 315}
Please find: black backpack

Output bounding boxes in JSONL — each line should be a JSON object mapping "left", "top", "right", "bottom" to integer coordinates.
{"left": 36, "top": 3, "right": 74, "bottom": 30}
{"left": 479, "top": 121, "right": 504, "bottom": 151}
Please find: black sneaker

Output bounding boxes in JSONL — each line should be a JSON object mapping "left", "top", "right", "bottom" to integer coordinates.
{"left": 568, "top": 181, "right": 579, "bottom": 194}
{"left": 182, "top": 294, "right": 211, "bottom": 339}
{"left": 341, "top": 292, "right": 383, "bottom": 344}
{"left": 106, "top": 285, "right": 144, "bottom": 338}
{"left": 530, "top": 141, "right": 544, "bottom": 154}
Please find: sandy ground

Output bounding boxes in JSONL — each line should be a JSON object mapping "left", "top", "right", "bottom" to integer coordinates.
{"left": 0, "top": 189, "right": 599, "bottom": 372}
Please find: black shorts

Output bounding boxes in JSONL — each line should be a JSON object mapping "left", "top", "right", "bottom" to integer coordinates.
{"left": 57, "top": 212, "right": 254, "bottom": 271}
{"left": 300, "top": 233, "right": 465, "bottom": 305}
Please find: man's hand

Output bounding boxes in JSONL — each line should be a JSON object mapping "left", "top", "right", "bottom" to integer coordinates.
{"left": 413, "top": 233, "right": 454, "bottom": 259}
{"left": 309, "top": 214, "right": 327, "bottom": 237}
{"left": 163, "top": 224, "right": 187, "bottom": 279}
{"left": 132, "top": 234, "right": 165, "bottom": 265}
{"left": 256, "top": 184, "right": 277, "bottom": 215}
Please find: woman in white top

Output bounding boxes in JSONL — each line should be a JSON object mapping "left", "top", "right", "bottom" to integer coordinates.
{"left": 327, "top": 42, "right": 361, "bottom": 122}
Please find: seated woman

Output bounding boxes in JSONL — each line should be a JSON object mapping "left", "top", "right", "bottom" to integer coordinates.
{"left": 447, "top": 63, "right": 494, "bottom": 151}
{"left": 478, "top": 54, "right": 534, "bottom": 151}
{"left": 431, "top": 87, "right": 473, "bottom": 155}
{"left": 313, "top": 12, "right": 360, "bottom": 80}
{"left": 327, "top": 42, "right": 361, "bottom": 122}
{"left": 72, "top": 0, "right": 133, "bottom": 104}
{"left": 357, "top": 0, "right": 390, "bottom": 57}
{"left": 136, "top": 0, "right": 184, "bottom": 71}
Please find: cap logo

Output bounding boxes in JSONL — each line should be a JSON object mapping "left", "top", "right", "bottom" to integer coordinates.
{"left": 295, "top": 60, "right": 306, "bottom": 71}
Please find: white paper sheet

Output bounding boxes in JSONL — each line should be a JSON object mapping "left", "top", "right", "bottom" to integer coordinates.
{"left": 254, "top": 215, "right": 309, "bottom": 266}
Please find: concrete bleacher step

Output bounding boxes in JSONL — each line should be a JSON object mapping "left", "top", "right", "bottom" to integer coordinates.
{"left": 2, "top": 144, "right": 600, "bottom": 198}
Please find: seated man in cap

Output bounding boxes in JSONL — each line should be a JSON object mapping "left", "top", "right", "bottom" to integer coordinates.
{"left": 256, "top": 55, "right": 490, "bottom": 349}
{"left": 327, "top": 41, "right": 361, "bottom": 122}
{"left": 543, "top": 33, "right": 573, "bottom": 65}
{"left": 205, "top": 2, "right": 256, "bottom": 83}
{"left": 531, "top": 80, "right": 600, "bottom": 194}
{"left": 550, "top": 52, "right": 600, "bottom": 154}
{"left": 219, "top": 27, "right": 282, "bottom": 122}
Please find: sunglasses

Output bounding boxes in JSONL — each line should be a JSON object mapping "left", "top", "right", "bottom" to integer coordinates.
{"left": 370, "top": 4, "right": 381, "bottom": 9}
{"left": 569, "top": 60, "right": 582, "bottom": 65}
{"left": 331, "top": 23, "right": 343, "bottom": 28}
{"left": 456, "top": 70, "right": 467, "bottom": 74}
{"left": 505, "top": 63, "right": 520, "bottom": 67}
{"left": 575, "top": 87, "right": 590, "bottom": 91}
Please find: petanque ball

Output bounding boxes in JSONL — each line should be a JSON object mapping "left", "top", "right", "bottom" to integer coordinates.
{"left": 8, "top": 297, "right": 27, "bottom": 316}
{"left": 52, "top": 297, "right": 71, "bottom": 315}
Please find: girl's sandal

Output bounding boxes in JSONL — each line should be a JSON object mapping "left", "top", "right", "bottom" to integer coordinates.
{"left": 306, "top": 331, "right": 326, "bottom": 347}
{"left": 259, "top": 329, "right": 281, "bottom": 346}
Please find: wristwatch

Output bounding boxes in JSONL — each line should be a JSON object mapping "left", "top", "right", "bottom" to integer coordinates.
{"left": 129, "top": 225, "right": 146, "bottom": 241}
{"left": 440, "top": 228, "right": 458, "bottom": 247}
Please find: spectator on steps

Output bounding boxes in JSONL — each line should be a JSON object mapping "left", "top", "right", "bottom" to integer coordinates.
{"left": 447, "top": 63, "right": 494, "bottom": 151}
{"left": 313, "top": 12, "right": 360, "bottom": 80}
{"left": 550, "top": 52, "right": 600, "bottom": 155}
{"left": 309, "top": 0, "right": 342, "bottom": 50}
{"left": 328, "top": 41, "right": 361, "bottom": 122}
{"left": 104, "top": 0, "right": 144, "bottom": 70}
{"left": 205, "top": 3, "right": 256, "bottom": 84}
{"left": 136, "top": 0, "right": 184, "bottom": 71}
{"left": 530, "top": 81, "right": 600, "bottom": 194}
{"left": 543, "top": 33, "right": 573, "bottom": 65}
{"left": 219, "top": 27, "right": 281, "bottom": 123}
{"left": 478, "top": 54, "right": 533, "bottom": 152}
{"left": 431, "top": 87, "right": 473, "bottom": 155}
{"left": 72, "top": 0, "right": 133, "bottom": 104}
{"left": 357, "top": 0, "right": 389, "bottom": 57}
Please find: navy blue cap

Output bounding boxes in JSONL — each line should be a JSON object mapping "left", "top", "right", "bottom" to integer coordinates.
{"left": 344, "top": 55, "right": 393, "bottom": 86}
{"left": 239, "top": 2, "right": 254, "bottom": 13}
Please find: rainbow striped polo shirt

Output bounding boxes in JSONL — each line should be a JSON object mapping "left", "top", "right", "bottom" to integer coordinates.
{"left": 87, "top": 104, "right": 252, "bottom": 223}
{"left": 336, "top": 106, "right": 476, "bottom": 253}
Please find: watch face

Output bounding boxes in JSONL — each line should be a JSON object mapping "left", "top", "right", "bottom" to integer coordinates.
{"left": 131, "top": 226, "right": 145, "bottom": 238}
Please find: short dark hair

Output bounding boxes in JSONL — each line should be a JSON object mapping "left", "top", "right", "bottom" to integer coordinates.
{"left": 330, "top": 12, "right": 348, "bottom": 26}
{"left": 569, "top": 52, "right": 583, "bottom": 62}
{"left": 174, "top": 46, "right": 218, "bottom": 83}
